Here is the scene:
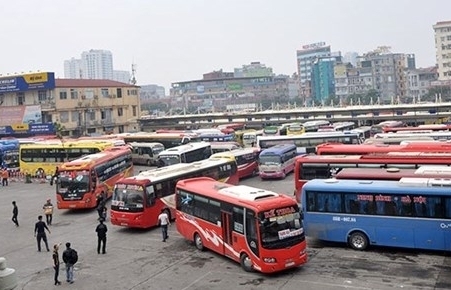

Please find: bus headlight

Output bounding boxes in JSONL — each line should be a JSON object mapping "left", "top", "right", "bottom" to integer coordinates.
{"left": 300, "top": 249, "right": 307, "bottom": 256}
{"left": 263, "top": 257, "right": 277, "bottom": 263}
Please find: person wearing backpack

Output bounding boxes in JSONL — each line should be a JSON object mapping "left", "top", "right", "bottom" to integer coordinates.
{"left": 62, "top": 242, "right": 77, "bottom": 284}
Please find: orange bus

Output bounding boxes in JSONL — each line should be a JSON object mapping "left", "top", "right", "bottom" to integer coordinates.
{"left": 334, "top": 166, "right": 451, "bottom": 181}
{"left": 293, "top": 152, "right": 451, "bottom": 203}
{"left": 110, "top": 157, "right": 239, "bottom": 228}
{"left": 56, "top": 147, "right": 133, "bottom": 209}
{"left": 175, "top": 177, "right": 308, "bottom": 273}
{"left": 316, "top": 142, "right": 451, "bottom": 155}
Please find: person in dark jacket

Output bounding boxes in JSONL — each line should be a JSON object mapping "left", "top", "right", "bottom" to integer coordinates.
{"left": 34, "top": 215, "right": 51, "bottom": 251}
{"left": 62, "top": 242, "right": 76, "bottom": 284}
{"left": 96, "top": 195, "right": 106, "bottom": 220}
{"left": 52, "top": 243, "right": 62, "bottom": 285}
{"left": 95, "top": 218, "right": 108, "bottom": 254}
{"left": 11, "top": 201, "right": 19, "bottom": 227}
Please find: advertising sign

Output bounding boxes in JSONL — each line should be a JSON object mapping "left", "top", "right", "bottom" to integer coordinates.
{"left": 0, "top": 105, "right": 42, "bottom": 126}
{"left": 0, "top": 123, "right": 54, "bottom": 136}
{"left": 0, "top": 72, "right": 55, "bottom": 93}
{"left": 302, "top": 42, "right": 326, "bottom": 50}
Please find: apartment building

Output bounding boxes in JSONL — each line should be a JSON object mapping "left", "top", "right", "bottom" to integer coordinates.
{"left": 433, "top": 21, "right": 451, "bottom": 81}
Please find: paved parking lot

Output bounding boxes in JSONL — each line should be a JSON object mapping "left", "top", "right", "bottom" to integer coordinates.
{"left": 1, "top": 171, "right": 451, "bottom": 290}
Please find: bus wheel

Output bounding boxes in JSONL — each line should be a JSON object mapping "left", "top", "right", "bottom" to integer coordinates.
{"left": 240, "top": 253, "right": 253, "bottom": 272}
{"left": 349, "top": 231, "right": 368, "bottom": 250}
{"left": 252, "top": 169, "right": 258, "bottom": 177}
{"left": 194, "top": 233, "right": 204, "bottom": 251}
{"left": 146, "top": 160, "right": 152, "bottom": 166}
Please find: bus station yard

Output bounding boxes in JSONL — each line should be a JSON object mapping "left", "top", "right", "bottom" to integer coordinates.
{"left": 1, "top": 165, "right": 451, "bottom": 290}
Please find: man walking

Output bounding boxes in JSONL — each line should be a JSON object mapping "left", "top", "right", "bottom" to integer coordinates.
{"left": 11, "top": 201, "right": 19, "bottom": 227}
{"left": 43, "top": 198, "right": 54, "bottom": 225}
{"left": 95, "top": 218, "right": 108, "bottom": 254}
{"left": 62, "top": 242, "right": 77, "bottom": 284}
{"left": 2, "top": 168, "right": 9, "bottom": 186}
{"left": 34, "top": 215, "right": 51, "bottom": 252}
{"left": 157, "top": 209, "right": 170, "bottom": 242}
{"left": 52, "top": 243, "right": 62, "bottom": 285}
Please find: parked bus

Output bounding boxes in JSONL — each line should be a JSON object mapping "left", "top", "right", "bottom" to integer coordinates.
{"left": 19, "top": 139, "right": 119, "bottom": 176}
{"left": 0, "top": 140, "right": 20, "bottom": 171}
{"left": 286, "top": 123, "right": 305, "bottom": 135}
{"left": 316, "top": 142, "right": 451, "bottom": 155}
{"left": 257, "top": 131, "right": 362, "bottom": 154}
{"left": 370, "top": 120, "right": 405, "bottom": 136}
{"left": 383, "top": 124, "right": 451, "bottom": 133}
{"left": 129, "top": 142, "right": 165, "bottom": 166}
{"left": 110, "top": 157, "right": 239, "bottom": 228}
{"left": 364, "top": 136, "right": 435, "bottom": 145}
{"left": 197, "top": 133, "right": 235, "bottom": 142}
{"left": 301, "top": 178, "right": 451, "bottom": 251}
{"left": 303, "top": 120, "right": 330, "bottom": 132}
{"left": 242, "top": 130, "right": 263, "bottom": 147}
{"left": 56, "top": 147, "right": 133, "bottom": 209}
{"left": 263, "top": 125, "right": 282, "bottom": 136}
{"left": 258, "top": 144, "right": 297, "bottom": 179}
{"left": 334, "top": 166, "right": 451, "bottom": 181}
{"left": 235, "top": 129, "right": 256, "bottom": 147}
{"left": 121, "top": 132, "right": 195, "bottom": 149}
{"left": 374, "top": 131, "right": 451, "bottom": 141}
{"left": 217, "top": 123, "right": 246, "bottom": 134}
{"left": 293, "top": 152, "right": 451, "bottom": 203}
{"left": 175, "top": 177, "right": 308, "bottom": 273}
{"left": 211, "top": 147, "right": 260, "bottom": 179}
{"left": 210, "top": 142, "right": 241, "bottom": 154}
{"left": 157, "top": 142, "right": 212, "bottom": 167}
{"left": 351, "top": 126, "right": 372, "bottom": 140}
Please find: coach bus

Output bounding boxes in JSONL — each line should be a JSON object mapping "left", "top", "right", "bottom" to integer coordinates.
{"left": 286, "top": 123, "right": 305, "bottom": 135}
{"left": 210, "top": 142, "right": 241, "bottom": 154}
{"left": 364, "top": 136, "right": 435, "bottom": 145}
{"left": 175, "top": 177, "right": 308, "bottom": 273}
{"left": 263, "top": 125, "right": 282, "bottom": 136}
{"left": 19, "top": 139, "right": 119, "bottom": 176}
{"left": 334, "top": 166, "right": 451, "bottom": 181}
{"left": 370, "top": 120, "right": 404, "bottom": 136}
{"left": 303, "top": 120, "right": 330, "bottom": 132}
{"left": 211, "top": 147, "right": 260, "bottom": 179}
{"left": 293, "top": 152, "right": 451, "bottom": 203}
{"left": 258, "top": 144, "right": 297, "bottom": 179}
{"left": 156, "top": 142, "right": 212, "bottom": 167}
{"left": 383, "top": 124, "right": 451, "bottom": 133}
{"left": 197, "top": 133, "right": 235, "bottom": 142}
{"left": 301, "top": 178, "right": 451, "bottom": 251}
{"left": 352, "top": 126, "right": 372, "bottom": 140}
{"left": 110, "top": 157, "right": 239, "bottom": 228}
{"left": 56, "top": 147, "right": 133, "bottom": 209}
{"left": 121, "top": 132, "right": 195, "bottom": 149}
{"left": 129, "top": 142, "right": 165, "bottom": 166}
{"left": 257, "top": 131, "right": 362, "bottom": 154}
{"left": 0, "top": 140, "right": 20, "bottom": 171}
{"left": 242, "top": 130, "right": 263, "bottom": 148}
{"left": 316, "top": 142, "right": 451, "bottom": 155}
{"left": 374, "top": 131, "right": 451, "bottom": 141}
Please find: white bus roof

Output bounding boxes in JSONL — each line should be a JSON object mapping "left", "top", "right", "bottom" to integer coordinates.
{"left": 158, "top": 142, "right": 210, "bottom": 156}
{"left": 128, "top": 142, "right": 164, "bottom": 148}
{"left": 399, "top": 177, "right": 451, "bottom": 187}
{"left": 218, "top": 185, "right": 279, "bottom": 201}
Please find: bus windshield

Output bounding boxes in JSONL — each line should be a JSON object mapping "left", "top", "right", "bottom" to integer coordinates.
{"left": 259, "top": 155, "right": 281, "bottom": 165}
{"left": 259, "top": 206, "right": 303, "bottom": 249}
{"left": 158, "top": 155, "right": 180, "bottom": 167}
{"left": 57, "top": 172, "right": 90, "bottom": 197}
{"left": 112, "top": 186, "right": 145, "bottom": 210}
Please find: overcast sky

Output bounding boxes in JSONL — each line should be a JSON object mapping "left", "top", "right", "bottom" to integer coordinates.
{"left": 1, "top": 0, "right": 450, "bottom": 91}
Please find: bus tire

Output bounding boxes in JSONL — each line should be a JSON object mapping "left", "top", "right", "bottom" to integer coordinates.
{"left": 194, "top": 233, "right": 204, "bottom": 251}
{"left": 349, "top": 231, "right": 369, "bottom": 250}
{"left": 147, "top": 160, "right": 152, "bottom": 166}
{"left": 240, "top": 253, "right": 253, "bottom": 272}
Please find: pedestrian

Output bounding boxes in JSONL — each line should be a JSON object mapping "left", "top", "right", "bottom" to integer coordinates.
{"left": 11, "top": 201, "right": 19, "bottom": 227}
{"left": 43, "top": 198, "right": 54, "bottom": 225}
{"left": 49, "top": 166, "right": 59, "bottom": 186}
{"left": 34, "top": 215, "right": 51, "bottom": 252}
{"left": 52, "top": 243, "right": 62, "bottom": 285}
{"left": 62, "top": 242, "right": 77, "bottom": 284}
{"left": 96, "top": 195, "right": 106, "bottom": 220}
{"left": 95, "top": 218, "right": 108, "bottom": 254}
{"left": 157, "top": 208, "right": 170, "bottom": 242}
{"left": 2, "top": 167, "right": 9, "bottom": 186}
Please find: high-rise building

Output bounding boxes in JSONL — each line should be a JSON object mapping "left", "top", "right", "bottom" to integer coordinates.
{"left": 81, "top": 49, "right": 114, "bottom": 80}
{"left": 433, "top": 21, "right": 451, "bottom": 81}
{"left": 343, "top": 52, "right": 358, "bottom": 67}
{"left": 64, "top": 58, "right": 82, "bottom": 79}
{"left": 296, "top": 42, "right": 331, "bottom": 100}
{"left": 311, "top": 56, "right": 338, "bottom": 104}
{"left": 234, "top": 62, "right": 273, "bottom": 78}
{"left": 113, "top": 70, "right": 131, "bottom": 84}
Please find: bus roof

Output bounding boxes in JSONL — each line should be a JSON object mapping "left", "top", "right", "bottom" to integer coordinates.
{"left": 20, "top": 139, "right": 118, "bottom": 149}
{"left": 316, "top": 142, "right": 451, "bottom": 155}
{"left": 158, "top": 142, "right": 210, "bottom": 156}
{"left": 335, "top": 166, "right": 451, "bottom": 180}
{"left": 303, "top": 178, "right": 451, "bottom": 195}
{"left": 117, "top": 157, "right": 234, "bottom": 184}
{"left": 260, "top": 144, "right": 296, "bottom": 155}
{"left": 59, "top": 147, "right": 130, "bottom": 170}
{"left": 296, "top": 152, "right": 451, "bottom": 163}
{"left": 128, "top": 142, "right": 164, "bottom": 148}
{"left": 211, "top": 147, "right": 259, "bottom": 158}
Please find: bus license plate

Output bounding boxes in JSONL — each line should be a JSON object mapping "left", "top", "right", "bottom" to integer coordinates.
{"left": 285, "top": 261, "right": 295, "bottom": 267}
{"left": 121, "top": 223, "right": 128, "bottom": 226}
{"left": 69, "top": 205, "right": 76, "bottom": 208}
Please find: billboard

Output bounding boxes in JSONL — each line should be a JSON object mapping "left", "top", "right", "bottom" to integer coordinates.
{"left": 0, "top": 72, "right": 55, "bottom": 93}
{"left": 0, "top": 105, "right": 42, "bottom": 126}
{"left": 0, "top": 123, "right": 55, "bottom": 136}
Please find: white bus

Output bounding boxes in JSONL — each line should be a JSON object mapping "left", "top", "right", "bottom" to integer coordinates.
{"left": 256, "top": 131, "right": 363, "bottom": 154}
{"left": 242, "top": 130, "right": 263, "bottom": 147}
{"left": 157, "top": 142, "right": 212, "bottom": 167}
{"left": 374, "top": 131, "right": 451, "bottom": 141}
{"left": 129, "top": 142, "right": 165, "bottom": 166}
{"left": 303, "top": 120, "right": 330, "bottom": 132}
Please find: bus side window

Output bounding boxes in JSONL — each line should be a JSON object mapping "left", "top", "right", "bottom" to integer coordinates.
{"left": 146, "top": 185, "right": 156, "bottom": 206}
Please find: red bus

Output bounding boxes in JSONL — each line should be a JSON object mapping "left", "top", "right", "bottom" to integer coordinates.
{"left": 334, "top": 166, "right": 451, "bottom": 181}
{"left": 56, "top": 147, "right": 133, "bottom": 209}
{"left": 110, "top": 157, "right": 239, "bottom": 228}
{"left": 293, "top": 152, "right": 451, "bottom": 203}
{"left": 383, "top": 124, "right": 451, "bottom": 133}
{"left": 370, "top": 120, "right": 404, "bottom": 136}
{"left": 210, "top": 147, "right": 260, "bottom": 179}
{"left": 175, "top": 177, "right": 308, "bottom": 273}
{"left": 316, "top": 142, "right": 451, "bottom": 155}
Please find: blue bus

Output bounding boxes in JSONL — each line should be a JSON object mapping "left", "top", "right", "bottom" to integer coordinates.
{"left": 0, "top": 140, "right": 20, "bottom": 171}
{"left": 196, "top": 133, "right": 235, "bottom": 142}
{"left": 301, "top": 177, "right": 451, "bottom": 251}
{"left": 258, "top": 144, "right": 297, "bottom": 179}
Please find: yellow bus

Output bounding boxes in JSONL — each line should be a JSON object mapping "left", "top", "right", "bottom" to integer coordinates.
{"left": 19, "top": 139, "right": 119, "bottom": 176}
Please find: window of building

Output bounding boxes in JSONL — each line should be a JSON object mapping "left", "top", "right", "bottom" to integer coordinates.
{"left": 118, "top": 125, "right": 124, "bottom": 133}
{"left": 71, "top": 111, "right": 79, "bottom": 123}
{"left": 116, "top": 88, "right": 122, "bottom": 98}
{"left": 60, "top": 111, "right": 69, "bottom": 123}
{"left": 87, "top": 128, "right": 96, "bottom": 134}
{"left": 132, "top": 106, "right": 137, "bottom": 117}
{"left": 37, "top": 90, "right": 47, "bottom": 102}
{"left": 118, "top": 108, "right": 123, "bottom": 116}
{"left": 88, "top": 110, "right": 96, "bottom": 121}
{"left": 70, "top": 89, "right": 78, "bottom": 99}
{"left": 17, "top": 93, "right": 25, "bottom": 105}
{"left": 101, "top": 88, "right": 109, "bottom": 97}
{"left": 59, "top": 91, "right": 67, "bottom": 100}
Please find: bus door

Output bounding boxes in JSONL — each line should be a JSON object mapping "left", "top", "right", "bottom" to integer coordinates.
{"left": 221, "top": 210, "right": 233, "bottom": 256}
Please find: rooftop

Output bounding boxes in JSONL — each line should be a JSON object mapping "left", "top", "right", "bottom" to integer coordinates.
{"left": 55, "top": 79, "right": 138, "bottom": 88}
